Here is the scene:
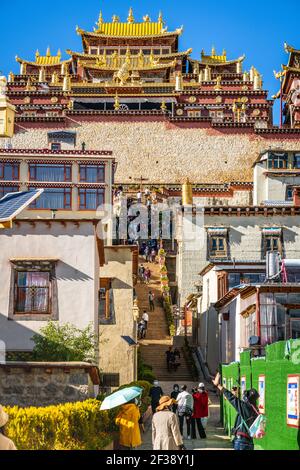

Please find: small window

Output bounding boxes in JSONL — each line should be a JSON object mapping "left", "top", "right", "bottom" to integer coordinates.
{"left": 268, "top": 153, "right": 288, "bottom": 169}
{"left": 162, "top": 49, "right": 170, "bottom": 55}
{"left": 286, "top": 186, "right": 294, "bottom": 201}
{"left": 90, "top": 48, "right": 98, "bottom": 55}
{"left": 102, "top": 373, "right": 120, "bottom": 387}
{"left": 10, "top": 260, "right": 58, "bottom": 320}
{"left": 99, "top": 278, "right": 115, "bottom": 325}
{"left": 208, "top": 235, "right": 228, "bottom": 259}
{"left": 263, "top": 234, "right": 282, "bottom": 258}
{"left": 51, "top": 143, "right": 61, "bottom": 152}
{"left": 15, "top": 271, "right": 50, "bottom": 314}
{"left": 294, "top": 154, "right": 300, "bottom": 169}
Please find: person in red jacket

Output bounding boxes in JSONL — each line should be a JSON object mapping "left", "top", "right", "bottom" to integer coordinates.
{"left": 191, "top": 383, "right": 208, "bottom": 439}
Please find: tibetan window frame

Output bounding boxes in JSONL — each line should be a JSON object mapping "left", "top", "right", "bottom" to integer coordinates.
{"left": 9, "top": 260, "right": 59, "bottom": 321}
{"left": 262, "top": 228, "right": 283, "bottom": 258}
{"left": 207, "top": 228, "right": 229, "bottom": 260}
{"left": 0, "top": 162, "right": 20, "bottom": 181}
{"left": 99, "top": 278, "right": 116, "bottom": 325}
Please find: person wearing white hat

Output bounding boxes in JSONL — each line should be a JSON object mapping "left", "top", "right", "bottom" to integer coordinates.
{"left": 0, "top": 406, "right": 16, "bottom": 450}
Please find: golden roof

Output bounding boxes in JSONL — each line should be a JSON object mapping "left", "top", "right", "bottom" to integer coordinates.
{"left": 190, "top": 47, "right": 245, "bottom": 66}
{"left": 16, "top": 48, "right": 71, "bottom": 67}
{"left": 77, "top": 9, "right": 183, "bottom": 38}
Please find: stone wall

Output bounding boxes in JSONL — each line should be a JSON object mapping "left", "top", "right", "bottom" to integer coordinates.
{"left": 0, "top": 362, "right": 99, "bottom": 407}
{"left": 5, "top": 120, "right": 300, "bottom": 184}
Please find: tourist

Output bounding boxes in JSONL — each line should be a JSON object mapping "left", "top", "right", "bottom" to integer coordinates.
{"left": 139, "top": 265, "right": 145, "bottom": 283}
{"left": 170, "top": 384, "right": 180, "bottom": 414}
{"left": 149, "top": 290, "right": 155, "bottom": 311}
{"left": 149, "top": 380, "right": 164, "bottom": 415}
{"left": 165, "top": 346, "right": 174, "bottom": 372}
{"left": 150, "top": 248, "right": 157, "bottom": 263}
{"left": 212, "top": 372, "right": 259, "bottom": 451}
{"left": 137, "top": 191, "right": 142, "bottom": 204}
{"left": 0, "top": 405, "right": 16, "bottom": 450}
{"left": 144, "top": 268, "right": 151, "bottom": 284}
{"left": 174, "top": 348, "right": 181, "bottom": 362}
{"left": 191, "top": 383, "right": 208, "bottom": 439}
{"left": 115, "top": 399, "right": 142, "bottom": 450}
{"left": 138, "top": 320, "right": 146, "bottom": 340}
{"left": 177, "top": 385, "right": 194, "bottom": 440}
{"left": 144, "top": 245, "right": 150, "bottom": 262}
{"left": 142, "top": 310, "right": 149, "bottom": 332}
{"left": 152, "top": 396, "right": 185, "bottom": 451}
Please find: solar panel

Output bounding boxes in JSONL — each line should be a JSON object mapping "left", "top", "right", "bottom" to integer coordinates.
{"left": 0, "top": 190, "right": 44, "bottom": 222}
{"left": 121, "top": 336, "right": 137, "bottom": 347}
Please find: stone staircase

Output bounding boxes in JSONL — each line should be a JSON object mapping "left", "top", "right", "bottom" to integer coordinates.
{"left": 136, "top": 258, "right": 193, "bottom": 382}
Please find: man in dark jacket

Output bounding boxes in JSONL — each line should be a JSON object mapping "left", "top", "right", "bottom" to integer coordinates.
{"left": 149, "top": 380, "right": 164, "bottom": 414}
{"left": 212, "top": 372, "right": 259, "bottom": 450}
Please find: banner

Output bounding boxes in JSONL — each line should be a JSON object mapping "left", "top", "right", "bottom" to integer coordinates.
{"left": 287, "top": 375, "right": 300, "bottom": 428}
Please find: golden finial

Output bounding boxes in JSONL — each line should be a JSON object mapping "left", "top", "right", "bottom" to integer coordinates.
{"left": 46, "top": 47, "right": 51, "bottom": 57}
{"left": 158, "top": 11, "right": 164, "bottom": 24}
{"left": 35, "top": 49, "right": 40, "bottom": 60}
{"left": 98, "top": 11, "right": 103, "bottom": 25}
{"left": 214, "top": 75, "right": 222, "bottom": 91}
{"left": 57, "top": 49, "right": 61, "bottom": 58}
{"left": 138, "top": 49, "right": 144, "bottom": 67}
{"left": 222, "top": 49, "right": 227, "bottom": 57}
{"left": 201, "top": 49, "right": 205, "bottom": 58}
{"left": 51, "top": 71, "right": 59, "bottom": 84}
{"left": 143, "top": 14, "right": 151, "bottom": 23}
{"left": 161, "top": 100, "right": 167, "bottom": 112}
{"left": 8, "top": 72, "right": 15, "bottom": 83}
{"left": 150, "top": 49, "right": 154, "bottom": 65}
{"left": 128, "top": 7, "right": 134, "bottom": 23}
{"left": 114, "top": 93, "right": 120, "bottom": 111}
{"left": 211, "top": 46, "right": 216, "bottom": 57}
{"left": 112, "top": 15, "right": 120, "bottom": 23}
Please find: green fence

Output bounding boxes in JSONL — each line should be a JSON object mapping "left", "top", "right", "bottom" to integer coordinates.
{"left": 221, "top": 339, "right": 300, "bottom": 450}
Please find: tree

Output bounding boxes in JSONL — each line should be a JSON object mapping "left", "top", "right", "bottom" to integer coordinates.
{"left": 32, "top": 322, "right": 97, "bottom": 363}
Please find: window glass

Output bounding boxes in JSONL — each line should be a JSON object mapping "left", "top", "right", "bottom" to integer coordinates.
{"left": 15, "top": 272, "right": 50, "bottom": 314}
{"left": 286, "top": 186, "right": 294, "bottom": 201}
{"left": 0, "top": 185, "right": 19, "bottom": 199}
{"left": 30, "top": 187, "right": 72, "bottom": 210}
{"left": 287, "top": 293, "right": 300, "bottom": 305}
{"left": 294, "top": 153, "right": 300, "bottom": 169}
{"left": 29, "top": 164, "right": 72, "bottom": 182}
{"left": 0, "top": 163, "right": 19, "bottom": 181}
{"left": 228, "top": 273, "right": 240, "bottom": 288}
{"left": 79, "top": 188, "right": 105, "bottom": 210}
{"left": 79, "top": 165, "right": 105, "bottom": 183}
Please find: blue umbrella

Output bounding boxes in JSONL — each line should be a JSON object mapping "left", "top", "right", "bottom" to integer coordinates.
{"left": 100, "top": 386, "right": 143, "bottom": 411}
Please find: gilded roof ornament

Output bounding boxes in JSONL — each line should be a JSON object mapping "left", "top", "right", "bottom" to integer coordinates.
{"left": 112, "top": 15, "right": 120, "bottom": 23}
{"left": 143, "top": 15, "right": 151, "bottom": 23}
{"left": 128, "top": 7, "right": 134, "bottom": 24}
{"left": 46, "top": 47, "right": 51, "bottom": 57}
{"left": 158, "top": 12, "right": 164, "bottom": 25}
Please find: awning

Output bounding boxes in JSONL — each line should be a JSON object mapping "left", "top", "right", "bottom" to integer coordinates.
{"left": 262, "top": 227, "right": 282, "bottom": 236}
{"left": 207, "top": 227, "right": 228, "bottom": 236}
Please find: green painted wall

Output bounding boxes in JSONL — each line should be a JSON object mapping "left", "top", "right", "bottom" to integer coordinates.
{"left": 221, "top": 340, "right": 300, "bottom": 450}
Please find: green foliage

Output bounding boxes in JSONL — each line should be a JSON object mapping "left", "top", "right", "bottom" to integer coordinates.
{"left": 5, "top": 400, "right": 112, "bottom": 450}
{"left": 138, "top": 350, "right": 156, "bottom": 384}
{"left": 32, "top": 321, "right": 97, "bottom": 363}
{"left": 163, "top": 301, "right": 176, "bottom": 337}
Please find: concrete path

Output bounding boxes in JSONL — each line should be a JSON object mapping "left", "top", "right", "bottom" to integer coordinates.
{"left": 138, "top": 382, "right": 232, "bottom": 451}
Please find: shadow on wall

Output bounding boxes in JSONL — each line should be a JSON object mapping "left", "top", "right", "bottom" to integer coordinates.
{"left": 284, "top": 228, "right": 297, "bottom": 245}
{"left": 0, "top": 312, "right": 37, "bottom": 353}
{"left": 56, "top": 261, "right": 93, "bottom": 282}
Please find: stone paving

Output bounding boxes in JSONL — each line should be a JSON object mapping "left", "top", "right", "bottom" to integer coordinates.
{"left": 138, "top": 382, "right": 232, "bottom": 451}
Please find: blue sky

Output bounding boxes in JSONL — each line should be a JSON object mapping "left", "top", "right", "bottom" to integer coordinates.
{"left": 1, "top": 0, "right": 300, "bottom": 122}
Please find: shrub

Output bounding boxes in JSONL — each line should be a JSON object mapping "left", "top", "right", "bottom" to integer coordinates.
{"left": 5, "top": 400, "right": 112, "bottom": 450}
{"left": 164, "top": 302, "right": 176, "bottom": 337}
{"left": 32, "top": 322, "right": 97, "bottom": 363}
